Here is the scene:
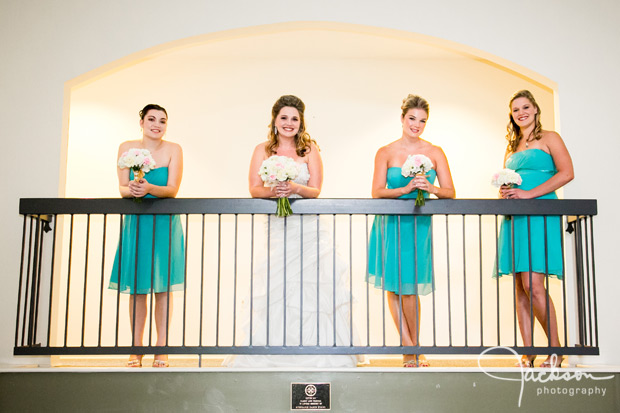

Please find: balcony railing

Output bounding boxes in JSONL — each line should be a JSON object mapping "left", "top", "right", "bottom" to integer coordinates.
{"left": 15, "top": 198, "right": 598, "bottom": 359}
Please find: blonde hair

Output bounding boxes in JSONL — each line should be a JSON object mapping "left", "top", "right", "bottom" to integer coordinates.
{"left": 265, "top": 95, "right": 318, "bottom": 157}
{"left": 401, "top": 94, "right": 429, "bottom": 117}
{"left": 506, "top": 90, "right": 542, "bottom": 153}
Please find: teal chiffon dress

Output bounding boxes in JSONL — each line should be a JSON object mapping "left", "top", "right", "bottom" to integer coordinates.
{"left": 495, "top": 149, "right": 564, "bottom": 279}
{"left": 367, "top": 168, "right": 437, "bottom": 296}
{"left": 109, "top": 167, "right": 185, "bottom": 294}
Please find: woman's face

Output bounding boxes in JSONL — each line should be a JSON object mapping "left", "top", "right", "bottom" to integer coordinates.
{"left": 140, "top": 109, "right": 168, "bottom": 139}
{"left": 401, "top": 108, "right": 428, "bottom": 139}
{"left": 510, "top": 97, "right": 537, "bottom": 129}
{"left": 274, "top": 106, "right": 301, "bottom": 139}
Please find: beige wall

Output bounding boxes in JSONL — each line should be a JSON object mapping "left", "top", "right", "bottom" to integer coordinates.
{"left": 1, "top": 0, "right": 618, "bottom": 365}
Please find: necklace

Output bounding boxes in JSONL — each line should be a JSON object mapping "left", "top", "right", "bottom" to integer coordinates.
{"left": 524, "top": 136, "right": 535, "bottom": 148}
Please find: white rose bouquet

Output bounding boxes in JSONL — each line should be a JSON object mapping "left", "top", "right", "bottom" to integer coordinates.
{"left": 492, "top": 168, "right": 522, "bottom": 220}
{"left": 491, "top": 168, "right": 522, "bottom": 188}
{"left": 118, "top": 148, "right": 156, "bottom": 202}
{"left": 401, "top": 154, "right": 434, "bottom": 206}
{"left": 258, "top": 155, "right": 300, "bottom": 217}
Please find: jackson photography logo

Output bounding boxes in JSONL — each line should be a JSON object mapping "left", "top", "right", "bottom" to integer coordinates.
{"left": 477, "top": 346, "right": 614, "bottom": 408}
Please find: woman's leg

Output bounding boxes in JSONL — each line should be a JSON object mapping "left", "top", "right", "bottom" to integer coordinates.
{"left": 519, "top": 271, "right": 562, "bottom": 366}
{"left": 128, "top": 294, "right": 147, "bottom": 366}
{"left": 387, "top": 292, "right": 426, "bottom": 365}
{"left": 153, "top": 292, "right": 172, "bottom": 366}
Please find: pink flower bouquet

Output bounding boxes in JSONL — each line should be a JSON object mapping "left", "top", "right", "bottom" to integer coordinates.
{"left": 401, "top": 154, "right": 434, "bottom": 206}
{"left": 258, "top": 155, "right": 300, "bottom": 217}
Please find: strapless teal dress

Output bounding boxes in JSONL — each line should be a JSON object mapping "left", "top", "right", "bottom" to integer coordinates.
{"left": 495, "top": 149, "right": 563, "bottom": 279}
{"left": 109, "top": 167, "right": 185, "bottom": 294}
{"left": 367, "top": 167, "right": 437, "bottom": 295}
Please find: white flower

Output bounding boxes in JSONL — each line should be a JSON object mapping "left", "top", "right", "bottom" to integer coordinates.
{"left": 401, "top": 154, "right": 434, "bottom": 177}
{"left": 118, "top": 148, "right": 156, "bottom": 173}
{"left": 491, "top": 168, "right": 522, "bottom": 187}
{"left": 258, "top": 155, "right": 299, "bottom": 187}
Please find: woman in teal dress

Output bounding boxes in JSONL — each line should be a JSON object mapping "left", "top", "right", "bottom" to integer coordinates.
{"left": 110, "top": 104, "right": 184, "bottom": 368}
{"left": 497, "top": 90, "right": 573, "bottom": 368}
{"left": 368, "top": 95, "right": 455, "bottom": 367}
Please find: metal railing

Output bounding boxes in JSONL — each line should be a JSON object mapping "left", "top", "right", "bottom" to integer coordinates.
{"left": 14, "top": 198, "right": 598, "bottom": 358}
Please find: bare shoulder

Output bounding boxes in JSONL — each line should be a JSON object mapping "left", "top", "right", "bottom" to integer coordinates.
{"left": 253, "top": 141, "right": 269, "bottom": 156}
{"left": 307, "top": 141, "right": 322, "bottom": 159}
{"left": 377, "top": 139, "right": 400, "bottom": 156}
{"left": 428, "top": 142, "right": 447, "bottom": 157}
{"left": 541, "top": 130, "right": 566, "bottom": 151}
{"left": 118, "top": 140, "right": 141, "bottom": 151}
{"left": 541, "top": 130, "right": 562, "bottom": 142}
{"left": 309, "top": 141, "right": 320, "bottom": 152}
{"left": 162, "top": 140, "right": 182, "bottom": 152}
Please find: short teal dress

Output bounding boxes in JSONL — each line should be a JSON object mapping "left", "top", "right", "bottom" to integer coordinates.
{"left": 495, "top": 149, "right": 563, "bottom": 279}
{"left": 109, "top": 167, "right": 185, "bottom": 294}
{"left": 367, "top": 167, "right": 437, "bottom": 295}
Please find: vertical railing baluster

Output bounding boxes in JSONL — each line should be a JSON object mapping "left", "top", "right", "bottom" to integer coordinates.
{"left": 380, "top": 216, "right": 386, "bottom": 347}
{"left": 27, "top": 217, "right": 40, "bottom": 346}
{"left": 131, "top": 215, "right": 141, "bottom": 348}
{"left": 332, "top": 214, "right": 337, "bottom": 346}
{"left": 46, "top": 214, "right": 58, "bottom": 348}
{"left": 430, "top": 216, "right": 437, "bottom": 347}
{"left": 494, "top": 215, "right": 500, "bottom": 347}
{"left": 15, "top": 215, "right": 27, "bottom": 349}
{"left": 97, "top": 215, "right": 107, "bottom": 348}
{"left": 584, "top": 215, "right": 593, "bottom": 346}
{"left": 365, "top": 215, "right": 370, "bottom": 347}
{"left": 249, "top": 214, "right": 255, "bottom": 347}
{"left": 511, "top": 216, "right": 517, "bottom": 347}
{"left": 283, "top": 216, "right": 287, "bottom": 346}
{"left": 445, "top": 215, "right": 452, "bottom": 347}
{"left": 462, "top": 215, "right": 468, "bottom": 347}
{"left": 32, "top": 216, "right": 47, "bottom": 347}
{"left": 63, "top": 215, "right": 75, "bottom": 347}
{"left": 478, "top": 215, "right": 483, "bottom": 347}
{"left": 560, "top": 216, "right": 568, "bottom": 348}
{"left": 349, "top": 214, "right": 353, "bottom": 347}
{"left": 27, "top": 216, "right": 40, "bottom": 346}
{"left": 315, "top": 215, "right": 320, "bottom": 346}
{"left": 148, "top": 216, "right": 156, "bottom": 348}
{"left": 165, "top": 214, "right": 172, "bottom": 348}
{"left": 543, "top": 215, "right": 550, "bottom": 351}
{"left": 574, "top": 216, "right": 586, "bottom": 345}
{"left": 589, "top": 216, "right": 599, "bottom": 347}
{"left": 215, "top": 214, "right": 222, "bottom": 347}
{"left": 182, "top": 214, "right": 189, "bottom": 347}
{"left": 199, "top": 214, "right": 205, "bottom": 352}
{"left": 115, "top": 215, "right": 123, "bottom": 348}
{"left": 299, "top": 214, "right": 303, "bottom": 346}
{"left": 21, "top": 217, "right": 34, "bottom": 347}
{"left": 413, "top": 214, "right": 419, "bottom": 350}
{"left": 232, "top": 214, "right": 238, "bottom": 346}
{"left": 397, "top": 215, "right": 403, "bottom": 348}
{"left": 526, "top": 216, "right": 534, "bottom": 349}
{"left": 80, "top": 214, "right": 91, "bottom": 347}
{"left": 266, "top": 214, "right": 271, "bottom": 346}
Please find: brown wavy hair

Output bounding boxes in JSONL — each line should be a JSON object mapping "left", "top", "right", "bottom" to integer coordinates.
{"left": 506, "top": 90, "right": 542, "bottom": 153}
{"left": 401, "top": 94, "right": 430, "bottom": 118}
{"left": 265, "top": 95, "right": 318, "bottom": 157}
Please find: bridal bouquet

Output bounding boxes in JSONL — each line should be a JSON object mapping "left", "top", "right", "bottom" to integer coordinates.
{"left": 491, "top": 168, "right": 522, "bottom": 188}
{"left": 492, "top": 168, "right": 522, "bottom": 220}
{"left": 118, "top": 148, "right": 156, "bottom": 202}
{"left": 401, "top": 154, "right": 434, "bottom": 206}
{"left": 258, "top": 155, "right": 300, "bottom": 217}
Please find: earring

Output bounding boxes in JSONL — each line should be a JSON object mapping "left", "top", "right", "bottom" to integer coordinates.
{"left": 274, "top": 126, "right": 278, "bottom": 136}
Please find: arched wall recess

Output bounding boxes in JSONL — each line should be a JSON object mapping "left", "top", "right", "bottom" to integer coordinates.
{"left": 53, "top": 22, "right": 560, "bottom": 353}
